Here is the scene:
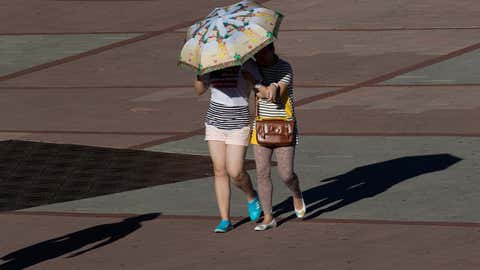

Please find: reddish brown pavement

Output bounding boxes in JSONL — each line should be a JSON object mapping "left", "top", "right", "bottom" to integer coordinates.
{"left": 296, "top": 86, "right": 480, "bottom": 135}
{"left": 1, "top": 213, "right": 479, "bottom": 270}
{"left": 2, "top": 0, "right": 480, "bottom": 148}
{"left": 2, "top": 30, "right": 479, "bottom": 87}
{"left": 0, "top": 0, "right": 231, "bottom": 34}
{"left": 268, "top": 0, "right": 480, "bottom": 30}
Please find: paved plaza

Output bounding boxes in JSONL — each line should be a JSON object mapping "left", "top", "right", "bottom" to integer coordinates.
{"left": 1, "top": 0, "right": 480, "bottom": 269}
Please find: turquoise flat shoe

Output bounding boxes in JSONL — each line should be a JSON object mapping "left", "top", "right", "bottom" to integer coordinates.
{"left": 248, "top": 196, "right": 261, "bottom": 222}
{"left": 214, "top": 220, "right": 233, "bottom": 233}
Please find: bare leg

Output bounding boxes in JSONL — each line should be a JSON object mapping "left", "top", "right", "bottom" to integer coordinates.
{"left": 208, "top": 141, "right": 230, "bottom": 221}
{"left": 254, "top": 144, "right": 274, "bottom": 224}
{"left": 226, "top": 144, "right": 256, "bottom": 201}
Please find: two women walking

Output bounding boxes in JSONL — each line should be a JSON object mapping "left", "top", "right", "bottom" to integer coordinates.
{"left": 179, "top": 0, "right": 302, "bottom": 232}
{"left": 194, "top": 44, "right": 305, "bottom": 232}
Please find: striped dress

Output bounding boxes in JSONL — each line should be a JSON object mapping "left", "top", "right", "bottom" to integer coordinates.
{"left": 251, "top": 58, "right": 298, "bottom": 145}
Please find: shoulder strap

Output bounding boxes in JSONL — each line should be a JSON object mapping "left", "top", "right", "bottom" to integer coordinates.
{"left": 254, "top": 91, "right": 260, "bottom": 119}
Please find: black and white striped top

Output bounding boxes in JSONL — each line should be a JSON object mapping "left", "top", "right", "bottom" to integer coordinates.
{"left": 258, "top": 59, "right": 295, "bottom": 119}
{"left": 202, "top": 62, "right": 261, "bottom": 130}
{"left": 205, "top": 102, "right": 250, "bottom": 130}
{"left": 253, "top": 58, "right": 298, "bottom": 144}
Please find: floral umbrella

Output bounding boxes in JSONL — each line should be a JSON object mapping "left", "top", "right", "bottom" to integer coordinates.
{"left": 178, "top": 0, "right": 283, "bottom": 75}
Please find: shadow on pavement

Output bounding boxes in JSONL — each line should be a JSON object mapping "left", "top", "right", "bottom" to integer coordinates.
{"left": 274, "top": 154, "right": 462, "bottom": 226}
{"left": 0, "top": 213, "right": 160, "bottom": 270}
{"left": 0, "top": 140, "right": 257, "bottom": 212}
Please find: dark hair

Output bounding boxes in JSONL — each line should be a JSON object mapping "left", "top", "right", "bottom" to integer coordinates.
{"left": 210, "top": 66, "right": 241, "bottom": 79}
{"left": 265, "top": 43, "right": 275, "bottom": 52}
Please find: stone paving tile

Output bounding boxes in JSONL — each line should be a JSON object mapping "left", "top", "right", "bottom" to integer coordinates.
{"left": 296, "top": 86, "right": 480, "bottom": 134}
{"left": 0, "top": 0, "right": 226, "bottom": 34}
{"left": 0, "top": 87, "right": 205, "bottom": 132}
{"left": 269, "top": 0, "right": 480, "bottom": 29}
{"left": 16, "top": 134, "right": 171, "bottom": 150}
{"left": 383, "top": 49, "right": 480, "bottom": 84}
{"left": 0, "top": 34, "right": 139, "bottom": 76}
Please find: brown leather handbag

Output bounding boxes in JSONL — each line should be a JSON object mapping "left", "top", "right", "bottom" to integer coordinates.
{"left": 254, "top": 96, "right": 295, "bottom": 147}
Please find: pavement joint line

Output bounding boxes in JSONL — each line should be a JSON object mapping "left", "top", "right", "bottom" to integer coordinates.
{"left": 299, "top": 218, "right": 480, "bottom": 228}
{"left": 0, "top": 84, "right": 347, "bottom": 89}
{"left": 4, "top": 26, "right": 480, "bottom": 36}
{"left": 376, "top": 83, "right": 480, "bottom": 87}
{"left": 2, "top": 83, "right": 479, "bottom": 90}
{"left": 288, "top": 84, "right": 350, "bottom": 88}
{"left": 0, "top": 31, "right": 149, "bottom": 36}
{"left": 0, "top": 85, "right": 194, "bottom": 90}
{"left": 298, "top": 132, "right": 480, "bottom": 137}
{"left": 2, "top": 211, "right": 480, "bottom": 228}
{"left": 128, "top": 128, "right": 205, "bottom": 150}
{"left": 0, "top": 130, "right": 194, "bottom": 136}
{"left": 272, "top": 26, "right": 480, "bottom": 32}
{"left": 53, "top": 0, "right": 169, "bottom": 1}
{"left": 4, "top": 130, "right": 480, "bottom": 138}
{"left": 173, "top": 26, "right": 480, "bottom": 33}
{"left": 1, "top": 211, "right": 143, "bottom": 219}
{"left": 295, "top": 41, "right": 480, "bottom": 106}
{"left": 0, "top": 19, "right": 200, "bottom": 83}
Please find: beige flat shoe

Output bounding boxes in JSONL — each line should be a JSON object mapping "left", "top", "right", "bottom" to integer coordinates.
{"left": 254, "top": 219, "right": 277, "bottom": 231}
{"left": 294, "top": 198, "right": 306, "bottom": 218}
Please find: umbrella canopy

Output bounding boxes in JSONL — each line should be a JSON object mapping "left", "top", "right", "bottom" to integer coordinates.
{"left": 178, "top": 0, "right": 283, "bottom": 75}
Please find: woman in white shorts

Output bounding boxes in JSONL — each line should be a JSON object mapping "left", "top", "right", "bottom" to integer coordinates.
{"left": 194, "top": 59, "right": 262, "bottom": 233}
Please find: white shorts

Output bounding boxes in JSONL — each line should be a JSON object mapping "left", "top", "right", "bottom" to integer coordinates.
{"left": 205, "top": 124, "right": 251, "bottom": 146}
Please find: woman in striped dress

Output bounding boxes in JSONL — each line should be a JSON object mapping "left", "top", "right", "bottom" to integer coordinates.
{"left": 251, "top": 43, "right": 306, "bottom": 231}
{"left": 194, "top": 59, "right": 262, "bottom": 233}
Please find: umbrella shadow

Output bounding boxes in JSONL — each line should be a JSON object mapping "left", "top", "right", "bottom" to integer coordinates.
{"left": 273, "top": 154, "right": 462, "bottom": 226}
{"left": 0, "top": 213, "right": 160, "bottom": 270}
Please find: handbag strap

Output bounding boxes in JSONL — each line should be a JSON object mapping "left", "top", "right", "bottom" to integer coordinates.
{"left": 254, "top": 93, "right": 260, "bottom": 119}
{"left": 254, "top": 64, "right": 265, "bottom": 120}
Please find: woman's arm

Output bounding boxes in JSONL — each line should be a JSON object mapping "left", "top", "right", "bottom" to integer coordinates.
{"left": 241, "top": 70, "right": 256, "bottom": 99}
{"left": 242, "top": 69, "right": 272, "bottom": 102}
{"left": 194, "top": 75, "right": 208, "bottom": 95}
{"left": 254, "top": 85, "right": 269, "bottom": 98}
{"left": 276, "top": 63, "right": 293, "bottom": 101}
{"left": 277, "top": 82, "right": 288, "bottom": 99}
{"left": 257, "top": 83, "right": 279, "bottom": 103}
